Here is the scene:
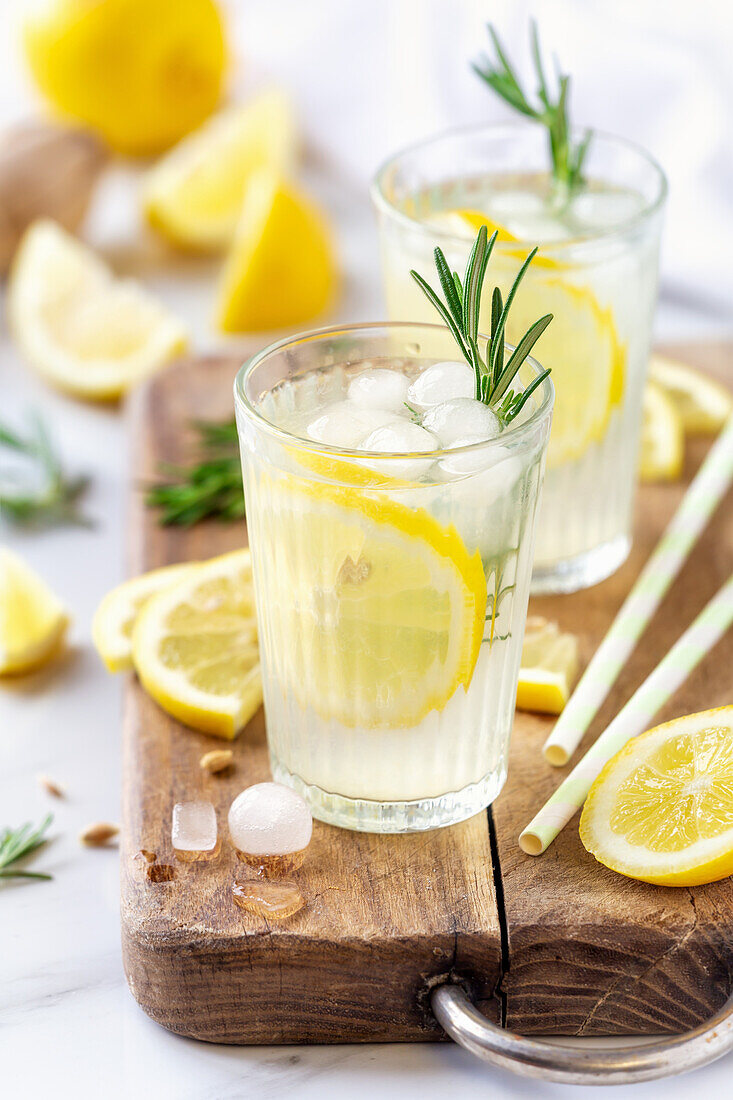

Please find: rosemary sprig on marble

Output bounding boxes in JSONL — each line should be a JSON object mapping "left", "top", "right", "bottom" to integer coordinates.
{"left": 473, "top": 21, "right": 591, "bottom": 193}
{"left": 145, "top": 420, "right": 243, "bottom": 526}
{"left": 0, "top": 415, "right": 90, "bottom": 528}
{"left": 410, "top": 224, "right": 552, "bottom": 423}
{"left": 0, "top": 815, "right": 53, "bottom": 882}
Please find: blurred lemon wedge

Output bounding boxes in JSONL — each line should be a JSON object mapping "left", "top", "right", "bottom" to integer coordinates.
{"left": 516, "top": 617, "right": 579, "bottom": 715}
{"left": 8, "top": 220, "right": 187, "bottom": 400}
{"left": 143, "top": 91, "right": 295, "bottom": 252}
{"left": 215, "top": 169, "right": 336, "bottom": 332}
{"left": 580, "top": 707, "right": 733, "bottom": 887}
{"left": 648, "top": 355, "right": 732, "bottom": 435}
{"left": 639, "top": 380, "right": 684, "bottom": 482}
{"left": 0, "top": 549, "right": 69, "bottom": 674}
{"left": 132, "top": 549, "right": 261, "bottom": 739}
{"left": 93, "top": 563, "right": 195, "bottom": 673}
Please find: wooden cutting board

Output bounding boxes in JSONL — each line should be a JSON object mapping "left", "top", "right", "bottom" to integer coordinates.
{"left": 121, "top": 342, "right": 733, "bottom": 1043}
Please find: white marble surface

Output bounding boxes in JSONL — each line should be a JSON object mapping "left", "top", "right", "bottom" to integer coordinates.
{"left": 2, "top": 2, "right": 732, "bottom": 1097}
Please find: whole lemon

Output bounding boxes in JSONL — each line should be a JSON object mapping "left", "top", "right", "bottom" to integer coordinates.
{"left": 25, "top": 0, "right": 227, "bottom": 156}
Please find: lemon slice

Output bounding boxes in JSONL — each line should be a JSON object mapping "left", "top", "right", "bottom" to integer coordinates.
{"left": 215, "top": 169, "right": 336, "bottom": 333}
{"left": 93, "top": 563, "right": 195, "bottom": 673}
{"left": 648, "top": 355, "right": 733, "bottom": 435}
{"left": 8, "top": 220, "right": 187, "bottom": 400}
{"left": 143, "top": 91, "right": 295, "bottom": 252}
{"left": 639, "top": 380, "right": 684, "bottom": 482}
{"left": 0, "top": 548, "right": 69, "bottom": 674}
{"left": 580, "top": 707, "right": 733, "bottom": 887}
{"left": 132, "top": 549, "right": 260, "bottom": 739}
{"left": 429, "top": 209, "right": 518, "bottom": 242}
{"left": 263, "top": 477, "right": 486, "bottom": 729}
{"left": 516, "top": 616, "right": 579, "bottom": 715}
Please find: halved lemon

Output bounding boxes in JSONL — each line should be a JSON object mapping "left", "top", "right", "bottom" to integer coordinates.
{"left": 262, "top": 477, "right": 486, "bottom": 729}
{"left": 0, "top": 548, "right": 69, "bottom": 674}
{"left": 580, "top": 707, "right": 733, "bottom": 887}
{"left": 93, "top": 562, "right": 195, "bottom": 673}
{"left": 215, "top": 168, "right": 336, "bottom": 333}
{"left": 639, "top": 380, "right": 684, "bottom": 482}
{"left": 8, "top": 220, "right": 187, "bottom": 400}
{"left": 648, "top": 355, "right": 732, "bottom": 435}
{"left": 132, "top": 549, "right": 260, "bottom": 739}
{"left": 516, "top": 616, "right": 579, "bottom": 715}
{"left": 143, "top": 91, "right": 295, "bottom": 252}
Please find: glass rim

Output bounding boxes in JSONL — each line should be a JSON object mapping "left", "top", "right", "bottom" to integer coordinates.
{"left": 370, "top": 121, "right": 668, "bottom": 251}
{"left": 233, "top": 320, "right": 554, "bottom": 463}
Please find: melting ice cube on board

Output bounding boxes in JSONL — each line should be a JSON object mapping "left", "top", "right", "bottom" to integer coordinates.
{"left": 347, "top": 367, "right": 410, "bottom": 412}
{"left": 407, "top": 361, "right": 475, "bottom": 408}
{"left": 171, "top": 801, "right": 219, "bottom": 861}
{"left": 306, "top": 401, "right": 397, "bottom": 448}
{"left": 228, "top": 782, "right": 313, "bottom": 874}
{"left": 232, "top": 879, "right": 305, "bottom": 921}
{"left": 422, "top": 398, "right": 500, "bottom": 448}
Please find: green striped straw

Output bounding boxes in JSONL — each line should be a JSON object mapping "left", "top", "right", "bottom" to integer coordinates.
{"left": 520, "top": 573, "right": 733, "bottom": 855}
{"left": 543, "top": 414, "right": 733, "bottom": 767}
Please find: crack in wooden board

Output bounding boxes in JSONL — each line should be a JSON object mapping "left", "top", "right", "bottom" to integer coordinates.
{"left": 493, "top": 342, "right": 733, "bottom": 1035}
{"left": 121, "top": 355, "right": 502, "bottom": 1044}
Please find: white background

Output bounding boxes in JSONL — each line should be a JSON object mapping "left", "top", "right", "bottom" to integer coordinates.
{"left": 2, "top": 1, "right": 732, "bottom": 1097}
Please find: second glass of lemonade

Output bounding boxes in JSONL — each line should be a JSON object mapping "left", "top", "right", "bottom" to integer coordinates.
{"left": 235, "top": 322, "right": 553, "bottom": 832}
{"left": 373, "top": 124, "right": 667, "bottom": 592}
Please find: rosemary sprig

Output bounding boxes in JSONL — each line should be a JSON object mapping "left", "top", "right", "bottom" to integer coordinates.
{"left": 410, "top": 224, "right": 552, "bottom": 423}
{"left": 0, "top": 415, "right": 91, "bottom": 528}
{"left": 145, "top": 420, "right": 244, "bottom": 526}
{"left": 0, "top": 815, "right": 53, "bottom": 882}
{"left": 473, "top": 21, "right": 591, "bottom": 193}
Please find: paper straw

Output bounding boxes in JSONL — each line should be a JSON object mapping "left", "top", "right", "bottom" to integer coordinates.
{"left": 543, "top": 414, "right": 733, "bottom": 767}
{"left": 520, "top": 574, "right": 733, "bottom": 855}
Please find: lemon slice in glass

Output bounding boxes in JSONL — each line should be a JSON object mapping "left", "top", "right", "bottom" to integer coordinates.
{"left": 263, "top": 478, "right": 486, "bottom": 729}
{"left": 132, "top": 549, "right": 261, "bottom": 739}
{"left": 639, "top": 380, "right": 684, "bottom": 482}
{"left": 143, "top": 91, "right": 295, "bottom": 252}
{"left": 516, "top": 616, "right": 579, "bottom": 715}
{"left": 0, "top": 548, "right": 69, "bottom": 674}
{"left": 580, "top": 707, "right": 733, "bottom": 887}
{"left": 93, "top": 563, "right": 195, "bottom": 673}
{"left": 648, "top": 355, "right": 732, "bottom": 435}
{"left": 8, "top": 220, "right": 187, "bottom": 400}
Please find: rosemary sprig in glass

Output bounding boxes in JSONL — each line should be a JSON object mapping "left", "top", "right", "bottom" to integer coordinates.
{"left": 410, "top": 224, "right": 552, "bottom": 424}
{"left": 0, "top": 415, "right": 91, "bottom": 528}
{"left": 145, "top": 420, "right": 243, "bottom": 526}
{"left": 473, "top": 21, "right": 591, "bottom": 194}
{"left": 0, "top": 815, "right": 53, "bottom": 882}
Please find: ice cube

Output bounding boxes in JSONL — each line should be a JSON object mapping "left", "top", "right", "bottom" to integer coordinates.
{"left": 440, "top": 440, "right": 522, "bottom": 498}
{"left": 171, "top": 801, "right": 219, "bottom": 862}
{"left": 347, "top": 368, "right": 410, "bottom": 412}
{"left": 306, "top": 401, "right": 395, "bottom": 448}
{"left": 228, "top": 782, "right": 313, "bottom": 874}
{"left": 422, "top": 398, "right": 500, "bottom": 448}
{"left": 407, "top": 360, "right": 475, "bottom": 408}
{"left": 360, "top": 419, "right": 439, "bottom": 481}
{"left": 232, "top": 879, "right": 305, "bottom": 920}
{"left": 569, "top": 190, "right": 645, "bottom": 231}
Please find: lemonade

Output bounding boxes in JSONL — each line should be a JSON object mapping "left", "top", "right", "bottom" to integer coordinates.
{"left": 373, "top": 125, "right": 667, "bottom": 592}
{"left": 235, "top": 322, "right": 553, "bottom": 832}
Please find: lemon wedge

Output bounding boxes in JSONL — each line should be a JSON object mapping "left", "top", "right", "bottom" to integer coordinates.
{"left": 143, "top": 91, "right": 295, "bottom": 252}
{"left": 648, "top": 355, "right": 732, "bottom": 435}
{"left": 132, "top": 549, "right": 261, "bottom": 739}
{"left": 215, "top": 169, "right": 336, "bottom": 333}
{"left": 639, "top": 380, "right": 684, "bottom": 482}
{"left": 0, "top": 549, "right": 69, "bottom": 674}
{"left": 24, "top": 0, "right": 226, "bottom": 156}
{"left": 429, "top": 209, "right": 518, "bottom": 242}
{"left": 8, "top": 220, "right": 187, "bottom": 400}
{"left": 261, "top": 477, "right": 486, "bottom": 729}
{"left": 580, "top": 707, "right": 733, "bottom": 887}
{"left": 516, "top": 616, "right": 579, "bottom": 715}
{"left": 93, "top": 563, "right": 195, "bottom": 673}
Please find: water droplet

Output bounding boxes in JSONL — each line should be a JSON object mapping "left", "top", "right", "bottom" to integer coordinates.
{"left": 232, "top": 879, "right": 305, "bottom": 921}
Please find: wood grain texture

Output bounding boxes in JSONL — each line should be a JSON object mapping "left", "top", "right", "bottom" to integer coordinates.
{"left": 121, "top": 355, "right": 501, "bottom": 1044}
{"left": 493, "top": 341, "right": 733, "bottom": 1035}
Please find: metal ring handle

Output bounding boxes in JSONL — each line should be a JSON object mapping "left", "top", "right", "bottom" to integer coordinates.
{"left": 431, "top": 982, "right": 733, "bottom": 1085}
